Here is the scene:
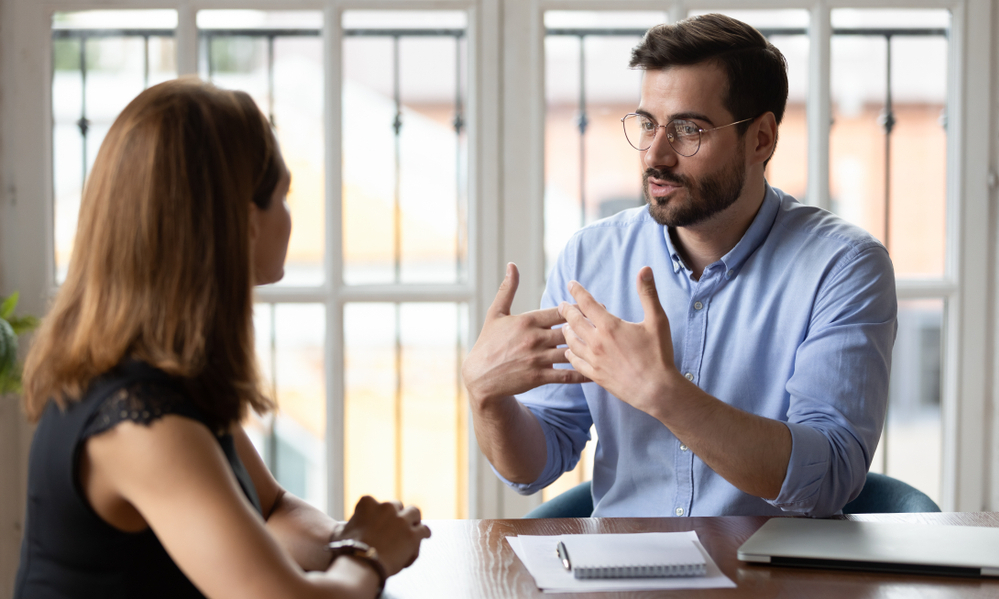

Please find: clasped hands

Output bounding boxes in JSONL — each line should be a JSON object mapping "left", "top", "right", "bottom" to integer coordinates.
{"left": 463, "top": 263, "right": 682, "bottom": 421}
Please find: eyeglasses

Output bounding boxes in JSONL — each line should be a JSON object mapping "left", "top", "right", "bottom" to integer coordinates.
{"left": 621, "top": 113, "right": 755, "bottom": 157}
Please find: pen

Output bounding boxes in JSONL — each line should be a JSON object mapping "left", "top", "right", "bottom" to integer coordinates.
{"left": 556, "top": 541, "right": 571, "bottom": 572}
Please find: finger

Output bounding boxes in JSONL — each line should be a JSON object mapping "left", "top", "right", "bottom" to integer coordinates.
{"left": 566, "top": 281, "right": 611, "bottom": 325}
{"left": 400, "top": 505, "right": 423, "bottom": 526}
{"left": 388, "top": 500, "right": 404, "bottom": 511}
{"left": 486, "top": 263, "right": 519, "bottom": 318}
{"left": 539, "top": 347, "right": 574, "bottom": 365}
{"left": 635, "top": 267, "right": 667, "bottom": 325}
{"left": 527, "top": 306, "right": 569, "bottom": 329}
{"left": 561, "top": 324, "right": 594, "bottom": 367}
{"left": 559, "top": 302, "right": 596, "bottom": 338}
{"left": 532, "top": 365, "right": 590, "bottom": 386}
{"left": 560, "top": 323, "right": 582, "bottom": 347}
{"left": 539, "top": 327, "right": 570, "bottom": 348}
{"left": 564, "top": 348, "right": 595, "bottom": 380}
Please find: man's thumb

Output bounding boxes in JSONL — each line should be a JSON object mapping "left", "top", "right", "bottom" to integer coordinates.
{"left": 636, "top": 266, "right": 665, "bottom": 322}
{"left": 488, "top": 263, "right": 519, "bottom": 317}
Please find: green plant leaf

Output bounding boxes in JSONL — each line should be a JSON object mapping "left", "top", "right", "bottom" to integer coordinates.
{"left": 0, "top": 360, "right": 21, "bottom": 394}
{"left": 0, "top": 318, "right": 15, "bottom": 376}
{"left": 8, "top": 315, "right": 39, "bottom": 336}
{"left": 0, "top": 292, "right": 17, "bottom": 321}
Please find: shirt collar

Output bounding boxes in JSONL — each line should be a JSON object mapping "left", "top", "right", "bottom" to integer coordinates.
{"left": 663, "top": 183, "right": 781, "bottom": 276}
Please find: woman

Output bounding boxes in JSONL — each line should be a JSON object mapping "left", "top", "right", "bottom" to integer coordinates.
{"left": 15, "top": 78, "right": 430, "bottom": 599}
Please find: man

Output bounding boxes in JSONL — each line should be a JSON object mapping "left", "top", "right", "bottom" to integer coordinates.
{"left": 462, "top": 14, "right": 896, "bottom": 518}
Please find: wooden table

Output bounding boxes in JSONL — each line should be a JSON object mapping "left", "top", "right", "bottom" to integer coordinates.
{"left": 384, "top": 512, "right": 999, "bottom": 598}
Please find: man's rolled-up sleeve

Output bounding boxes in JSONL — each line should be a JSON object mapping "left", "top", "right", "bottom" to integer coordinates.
{"left": 493, "top": 245, "right": 594, "bottom": 495}
{"left": 492, "top": 382, "right": 593, "bottom": 495}
{"left": 767, "top": 242, "right": 897, "bottom": 517}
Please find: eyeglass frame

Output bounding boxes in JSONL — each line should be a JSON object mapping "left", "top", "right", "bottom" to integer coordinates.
{"left": 620, "top": 113, "right": 757, "bottom": 157}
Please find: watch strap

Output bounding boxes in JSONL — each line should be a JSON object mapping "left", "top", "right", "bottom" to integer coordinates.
{"left": 327, "top": 540, "right": 387, "bottom": 594}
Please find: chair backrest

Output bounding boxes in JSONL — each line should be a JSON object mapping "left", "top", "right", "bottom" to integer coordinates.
{"left": 842, "top": 472, "right": 941, "bottom": 514}
{"left": 523, "top": 480, "right": 593, "bottom": 518}
{"left": 523, "top": 472, "right": 941, "bottom": 518}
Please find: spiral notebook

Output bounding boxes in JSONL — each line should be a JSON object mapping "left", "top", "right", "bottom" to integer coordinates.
{"left": 562, "top": 533, "right": 707, "bottom": 579}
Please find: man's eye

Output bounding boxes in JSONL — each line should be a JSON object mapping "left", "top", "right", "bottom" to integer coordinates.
{"left": 674, "top": 122, "right": 699, "bottom": 136}
{"left": 640, "top": 120, "right": 656, "bottom": 132}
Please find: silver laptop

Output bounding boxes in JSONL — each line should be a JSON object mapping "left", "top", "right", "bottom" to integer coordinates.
{"left": 738, "top": 518, "right": 999, "bottom": 577}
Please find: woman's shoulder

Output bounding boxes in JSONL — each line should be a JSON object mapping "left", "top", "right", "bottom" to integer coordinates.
{"left": 81, "top": 361, "right": 208, "bottom": 440}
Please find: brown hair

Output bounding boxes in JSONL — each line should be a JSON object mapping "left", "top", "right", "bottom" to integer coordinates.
{"left": 23, "top": 78, "right": 279, "bottom": 429}
{"left": 630, "top": 13, "right": 788, "bottom": 161}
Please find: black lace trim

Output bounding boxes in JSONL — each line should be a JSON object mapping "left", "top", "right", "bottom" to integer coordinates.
{"left": 81, "top": 381, "right": 205, "bottom": 440}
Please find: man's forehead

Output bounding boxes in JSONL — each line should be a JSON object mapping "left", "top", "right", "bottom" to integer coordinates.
{"left": 637, "top": 64, "right": 730, "bottom": 123}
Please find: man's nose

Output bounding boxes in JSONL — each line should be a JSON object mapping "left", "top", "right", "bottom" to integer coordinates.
{"left": 643, "top": 129, "right": 679, "bottom": 170}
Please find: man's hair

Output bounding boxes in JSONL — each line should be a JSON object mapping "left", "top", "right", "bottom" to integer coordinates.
{"left": 630, "top": 13, "right": 788, "bottom": 157}
{"left": 23, "top": 78, "right": 279, "bottom": 428}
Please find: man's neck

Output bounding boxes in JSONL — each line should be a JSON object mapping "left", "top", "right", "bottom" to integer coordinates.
{"left": 671, "top": 179, "right": 767, "bottom": 281}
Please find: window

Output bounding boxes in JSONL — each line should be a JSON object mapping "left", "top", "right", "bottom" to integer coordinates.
{"left": 45, "top": 6, "right": 472, "bottom": 520}
{"left": 829, "top": 8, "right": 950, "bottom": 506}
{"left": 2, "top": 0, "right": 992, "bottom": 528}
{"left": 537, "top": 5, "right": 958, "bottom": 510}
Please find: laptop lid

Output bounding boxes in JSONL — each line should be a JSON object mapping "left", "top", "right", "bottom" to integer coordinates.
{"left": 738, "top": 518, "right": 999, "bottom": 577}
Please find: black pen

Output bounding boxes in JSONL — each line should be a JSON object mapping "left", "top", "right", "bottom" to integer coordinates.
{"left": 556, "top": 541, "right": 571, "bottom": 571}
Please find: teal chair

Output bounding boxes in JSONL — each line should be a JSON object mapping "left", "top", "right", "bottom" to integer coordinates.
{"left": 841, "top": 472, "right": 941, "bottom": 514}
{"left": 523, "top": 471, "right": 941, "bottom": 518}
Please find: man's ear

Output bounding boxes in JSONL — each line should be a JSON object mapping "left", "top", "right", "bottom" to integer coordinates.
{"left": 748, "top": 112, "right": 778, "bottom": 166}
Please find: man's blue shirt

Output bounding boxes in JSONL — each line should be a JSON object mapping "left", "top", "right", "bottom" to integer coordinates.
{"left": 498, "top": 185, "right": 897, "bottom": 518}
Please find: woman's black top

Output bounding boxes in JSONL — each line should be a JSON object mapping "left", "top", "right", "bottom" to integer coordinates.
{"left": 14, "top": 361, "right": 262, "bottom": 599}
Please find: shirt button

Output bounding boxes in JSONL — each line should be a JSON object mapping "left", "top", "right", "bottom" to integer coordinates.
{"left": 675, "top": 507, "right": 684, "bottom": 516}
{"left": 684, "top": 372, "right": 694, "bottom": 381}
{"left": 727, "top": 270, "right": 735, "bottom": 278}
{"left": 693, "top": 301, "right": 703, "bottom": 311}
{"left": 680, "top": 444, "right": 688, "bottom": 452}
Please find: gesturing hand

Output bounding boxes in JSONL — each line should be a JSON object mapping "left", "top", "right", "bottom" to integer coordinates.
{"left": 462, "top": 263, "right": 589, "bottom": 405}
{"left": 559, "top": 266, "right": 679, "bottom": 419}
{"left": 338, "top": 496, "right": 431, "bottom": 577}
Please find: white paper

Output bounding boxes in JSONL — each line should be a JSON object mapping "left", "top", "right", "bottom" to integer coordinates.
{"left": 506, "top": 531, "right": 736, "bottom": 593}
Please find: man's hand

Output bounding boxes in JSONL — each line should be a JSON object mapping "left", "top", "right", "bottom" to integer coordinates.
{"left": 462, "top": 263, "right": 589, "bottom": 405}
{"left": 559, "top": 266, "right": 679, "bottom": 419}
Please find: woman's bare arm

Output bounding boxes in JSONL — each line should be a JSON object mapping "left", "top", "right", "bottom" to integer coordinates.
{"left": 232, "top": 425, "right": 341, "bottom": 571}
{"left": 84, "top": 416, "right": 428, "bottom": 599}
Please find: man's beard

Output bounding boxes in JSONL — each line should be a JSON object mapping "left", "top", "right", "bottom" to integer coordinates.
{"left": 642, "top": 150, "right": 747, "bottom": 228}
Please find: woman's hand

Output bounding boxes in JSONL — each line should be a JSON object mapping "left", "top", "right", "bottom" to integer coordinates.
{"left": 336, "top": 496, "right": 431, "bottom": 576}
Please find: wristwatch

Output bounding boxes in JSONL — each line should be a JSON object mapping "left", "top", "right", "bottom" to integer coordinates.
{"left": 327, "top": 539, "right": 386, "bottom": 594}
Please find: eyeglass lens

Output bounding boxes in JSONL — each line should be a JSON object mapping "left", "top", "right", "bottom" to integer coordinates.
{"left": 622, "top": 114, "right": 701, "bottom": 157}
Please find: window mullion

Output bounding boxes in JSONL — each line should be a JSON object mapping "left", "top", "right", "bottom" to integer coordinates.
{"left": 324, "top": 4, "right": 346, "bottom": 520}
{"left": 176, "top": 5, "right": 197, "bottom": 76}
{"left": 807, "top": 2, "right": 830, "bottom": 210}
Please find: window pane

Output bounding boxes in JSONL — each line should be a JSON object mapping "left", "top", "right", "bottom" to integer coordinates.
{"left": 251, "top": 303, "right": 327, "bottom": 509}
{"left": 870, "top": 299, "right": 943, "bottom": 507}
{"left": 342, "top": 11, "right": 468, "bottom": 285}
{"left": 52, "top": 11, "right": 177, "bottom": 283}
{"left": 344, "top": 302, "right": 467, "bottom": 519}
{"left": 199, "top": 11, "right": 325, "bottom": 287}
{"left": 830, "top": 9, "right": 949, "bottom": 278}
{"left": 543, "top": 11, "right": 667, "bottom": 275}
